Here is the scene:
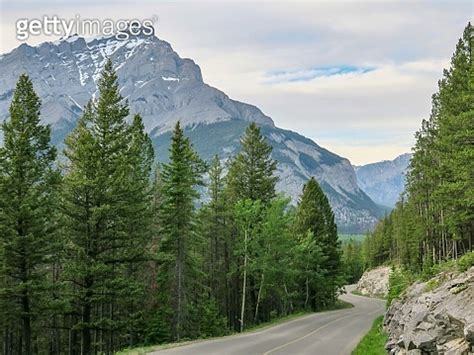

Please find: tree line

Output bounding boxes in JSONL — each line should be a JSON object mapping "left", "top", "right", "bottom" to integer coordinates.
{"left": 362, "top": 23, "right": 473, "bottom": 272}
{"left": 0, "top": 59, "right": 344, "bottom": 354}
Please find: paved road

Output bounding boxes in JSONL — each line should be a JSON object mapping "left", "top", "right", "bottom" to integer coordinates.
{"left": 150, "top": 285, "right": 385, "bottom": 355}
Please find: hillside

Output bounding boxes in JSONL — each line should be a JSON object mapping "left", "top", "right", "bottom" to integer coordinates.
{"left": 0, "top": 30, "right": 384, "bottom": 232}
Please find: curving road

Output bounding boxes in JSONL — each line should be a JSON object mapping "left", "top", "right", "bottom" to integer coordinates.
{"left": 150, "top": 285, "right": 385, "bottom": 355}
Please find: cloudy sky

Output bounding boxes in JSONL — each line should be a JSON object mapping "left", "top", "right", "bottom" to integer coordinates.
{"left": 0, "top": 0, "right": 471, "bottom": 164}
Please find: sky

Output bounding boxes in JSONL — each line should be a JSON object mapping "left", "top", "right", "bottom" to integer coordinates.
{"left": 0, "top": 0, "right": 472, "bottom": 165}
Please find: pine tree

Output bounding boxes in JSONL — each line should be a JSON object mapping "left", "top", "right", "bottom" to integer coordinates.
{"left": 157, "top": 121, "right": 206, "bottom": 341}
{"left": 200, "top": 156, "right": 228, "bottom": 312}
{"left": 364, "top": 24, "right": 473, "bottom": 271}
{"left": 62, "top": 59, "right": 153, "bottom": 353}
{"left": 294, "top": 177, "right": 342, "bottom": 309}
{"left": 227, "top": 122, "right": 278, "bottom": 204}
{"left": 0, "top": 74, "right": 60, "bottom": 354}
{"left": 121, "top": 114, "right": 155, "bottom": 346}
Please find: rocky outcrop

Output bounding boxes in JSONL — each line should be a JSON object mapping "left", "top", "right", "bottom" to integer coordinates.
{"left": 384, "top": 267, "right": 474, "bottom": 354}
{"left": 356, "top": 266, "right": 391, "bottom": 297}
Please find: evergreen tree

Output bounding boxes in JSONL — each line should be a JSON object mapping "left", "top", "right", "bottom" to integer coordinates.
{"left": 62, "top": 59, "right": 153, "bottom": 353}
{"left": 342, "top": 239, "right": 364, "bottom": 284}
{"left": 200, "top": 156, "right": 228, "bottom": 313}
{"left": 227, "top": 122, "right": 278, "bottom": 204}
{"left": 0, "top": 74, "right": 60, "bottom": 354}
{"left": 251, "top": 196, "right": 294, "bottom": 322}
{"left": 368, "top": 23, "right": 473, "bottom": 271}
{"left": 294, "top": 177, "right": 343, "bottom": 309}
{"left": 156, "top": 121, "right": 206, "bottom": 341}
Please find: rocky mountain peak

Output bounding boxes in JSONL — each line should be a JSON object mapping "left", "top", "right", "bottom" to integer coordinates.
{"left": 0, "top": 32, "right": 383, "bottom": 233}
{"left": 0, "top": 32, "right": 274, "bottom": 132}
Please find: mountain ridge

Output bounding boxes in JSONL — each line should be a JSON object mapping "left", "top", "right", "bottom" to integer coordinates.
{"left": 0, "top": 31, "right": 384, "bottom": 232}
{"left": 355, "top": 153, "right": 412, "bottom": 208}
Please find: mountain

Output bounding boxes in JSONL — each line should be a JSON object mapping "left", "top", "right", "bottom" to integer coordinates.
{"left": 0, "top": 29, "right": 384, "bottom": 233}
{"left": 355, "top": 153, "right": 412, "bottom": 208}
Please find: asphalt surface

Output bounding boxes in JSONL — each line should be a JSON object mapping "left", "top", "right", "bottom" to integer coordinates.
{"left": 150, "top": 285, "right": 386, "bottom": 355}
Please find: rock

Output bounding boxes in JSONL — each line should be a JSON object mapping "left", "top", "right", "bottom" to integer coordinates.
{"left": 443, "top": 338, "right": 470, "bottom": 355}
{"left": 464, "top": 323, "right": 474, "bottom": 344}
{"left": 356, "top": 266, "right": 391, "bottom": 297}
{"left": 384, "top": 266, "right": 474, "bottom": 355}
{"left": 413, "top": 332, "right": 436, "bottom": 351}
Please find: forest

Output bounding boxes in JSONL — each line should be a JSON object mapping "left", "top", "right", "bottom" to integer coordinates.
{"left": 342, "top": 23, "right": 473, "bottom": 281}
{"left": 0, "top": 60, "right": 345, "bottom": 354}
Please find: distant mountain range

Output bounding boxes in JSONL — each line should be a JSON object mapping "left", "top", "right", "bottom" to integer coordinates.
{"left": 355, "top": 153, "right": 412, "bottom": 208}
{"left": 0, "top": 29, "right": 386, "bottom": 233}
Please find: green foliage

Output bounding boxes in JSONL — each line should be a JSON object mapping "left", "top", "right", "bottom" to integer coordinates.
{"left": 342, "top": 239, "right": 365, "bottom": 283}
{"left": 227, "top": 122, "right": 278, "bottom": 204}
{"left": 156, "top": 121, "right": 207, "bottom": 342}
{"left": 339, "top": 234, "right": 366, "bottom": 243}
{"left": 364, "top": 23, "right": 473, "bottom": 275}
{"left": 293, "top": 177, "right": 344, "bottom": 309}
{"left": 0, "top": 74, "right": 60, "bottom": 354}
{"left": 352, "top": 316, "right": 387, "bottom": 355}
{"left": 61, "top": 59, "right": 155, "bottom": 353}
{"left": 387, "top": 269, "right": 413, "bottom": 306}
{"left": 0, "top": 62, "right": 346, "bottom": 353}
{"left": 457, "top": 252, "right": 474, "bottom": 272}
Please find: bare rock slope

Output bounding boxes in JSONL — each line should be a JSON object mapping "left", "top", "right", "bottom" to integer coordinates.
{"left": 384, "top": 266, "right": 474, "bottom": 354}
{"left": 356, "top": 266, "right": 391, "bottom": 298}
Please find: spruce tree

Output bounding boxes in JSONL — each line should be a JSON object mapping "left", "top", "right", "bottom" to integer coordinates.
{"left": 227, "top": 122, "right": 278, "bottom": 204}
{"left": 200, "top": 156, "right": 228, "bottom": 312}
{"left": 294, "top": 177, "right": 342, "bottom": 309}
{"left": 62, "top": 59, "right": 153, "bottom": 353}
{"left": 0, "top": 74, "right": 60, "bottom": 354}
{"left": 157, "top": 121, "right": 206, "bottom": 341}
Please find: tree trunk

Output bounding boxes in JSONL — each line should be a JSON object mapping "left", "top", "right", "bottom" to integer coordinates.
{"left": 304, "top": 276, "right": 309, "bottom": 309}
{"left": 82, "top": 277, "right": 93, "bottom": 355}
{"left": 254, "top": 273, "right": 264, "bottom": 322}
{"left": 21, "top": 282, "right": 31, "bottom": 354}
{"left": 176, "top": 234, "right": 183, "bottom": 341}
{"left": 240, "top": 228, "right": 248, "bottom": 333}
{"left": 283, "top": 282, "right": 293, "bottom": 314}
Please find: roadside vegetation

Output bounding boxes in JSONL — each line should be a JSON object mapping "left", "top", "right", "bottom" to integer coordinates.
{"left": 352, "top": 316, "right": 387, "bottom": 355}
{"left": 387, "top": 251, "right": 474, "bottom": 305}
{"left": 119, "top": 300, "right": 353, "bottom": 355}
{"left": 352, "top": 22, "right": 472, "bottom": 354}
{"left": 342, "top": 22, "right": 473, "bottom": 298}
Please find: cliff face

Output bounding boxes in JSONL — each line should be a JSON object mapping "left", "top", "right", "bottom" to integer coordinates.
{"left": 384, "top": 267, "right": 474, "bottom": 354}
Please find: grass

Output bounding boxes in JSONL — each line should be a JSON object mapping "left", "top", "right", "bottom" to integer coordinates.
{"left": 118, "top": 300, "right": 354, "bottom": 354}
{"left": 352, "top": 316, "right": 387, "bottom": 355}
{"left": 350, "top": 289, "right": 364, "bottom": 297}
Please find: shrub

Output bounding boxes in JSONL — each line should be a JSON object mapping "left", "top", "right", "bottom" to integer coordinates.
{"left": 457, "top": 252, "right": 474, "bottom": 272}
{"left": 387, "top": 268, "right": 413, "bottom": 306}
